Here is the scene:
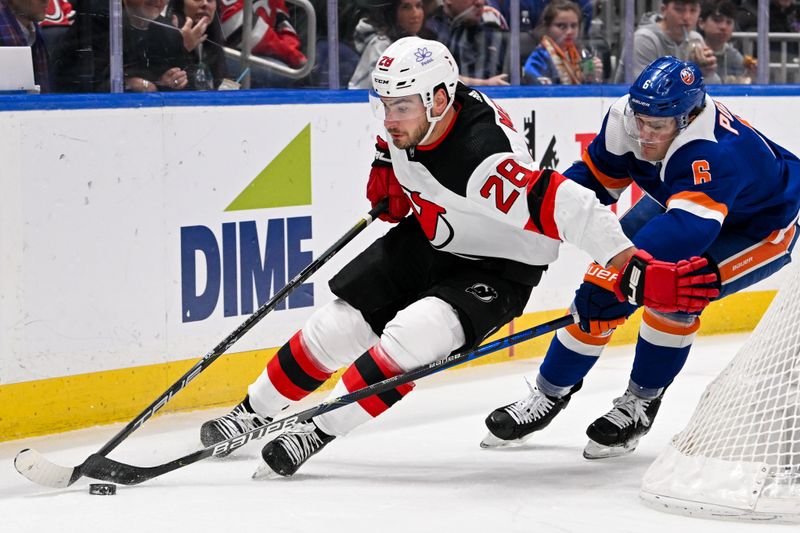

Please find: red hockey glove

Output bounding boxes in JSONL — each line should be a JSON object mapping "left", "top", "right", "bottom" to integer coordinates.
{"left": 366, "top": 137, "right": 410, "bottom": 223}
{"left": 614, "top": 250, "right": 720, "bottom": 313}
{"left": 573, "top": 263, "right": 635, "bottom": 335}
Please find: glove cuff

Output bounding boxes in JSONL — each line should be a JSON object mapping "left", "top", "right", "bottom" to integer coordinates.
{"left": 615, "top": 252, "right": 650, "bottom": 306}
{"left": 583, "top": 262, "right": 619, "bottom": 292}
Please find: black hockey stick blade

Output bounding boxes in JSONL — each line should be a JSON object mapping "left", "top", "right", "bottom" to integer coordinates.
{"left": 14, "top": 201, "right": 387, "bottom": 489}
{"left": 80, "top": 313, "right": 577, "bottom": 485}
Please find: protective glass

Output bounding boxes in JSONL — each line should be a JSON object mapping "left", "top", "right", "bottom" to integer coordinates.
{"left": 369, "top": 90, "right": 427, "bottom": 121}
{"left": 622, "top": 103, "right": 680, "bottom": 146}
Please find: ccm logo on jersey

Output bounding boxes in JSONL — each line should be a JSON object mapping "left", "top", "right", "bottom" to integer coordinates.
{"left": 466, "top": 283, "right": 499, "bottom": 303}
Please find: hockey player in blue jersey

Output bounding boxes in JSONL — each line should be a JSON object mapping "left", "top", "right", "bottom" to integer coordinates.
{"left": 482, "top": 56, "right": 800, "bottom": 459}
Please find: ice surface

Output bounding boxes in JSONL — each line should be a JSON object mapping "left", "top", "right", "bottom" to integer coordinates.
{"left": 1, "top": 334, "right": 785, "bottom": 532}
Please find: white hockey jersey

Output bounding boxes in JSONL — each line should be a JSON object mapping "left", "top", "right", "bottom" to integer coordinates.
{"left": 383, "top": 84, "right": 632, "bottom": 268}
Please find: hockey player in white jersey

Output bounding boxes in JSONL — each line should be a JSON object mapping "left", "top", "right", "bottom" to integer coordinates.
{"left": 199, "top": 39, "right": 718, "bottom": 478}
{"left": 482, "top": 56, "right": 800, "bottom": 459}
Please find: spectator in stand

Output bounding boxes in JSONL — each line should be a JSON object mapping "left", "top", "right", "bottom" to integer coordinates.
{"left": 0, "top": 0, "right": 51, "bottom": 91}
{"left": 39, "top": 0, "right": 73, "bottom": 53}
{"left": 770, "top": 0, "right": 800, "bottom": 32}
{"left": 302, "top": 0, "right": 362, "bottom": 86}
{"left": 486, "top": 0, "right": 594, "bottom": 67}
{"left": 488, "top": 0, "right": 592, "bottom": 36}
{"left": 53, "top": 0, "right": 198, "bottom": 92}
{"left": 349, "top": 0, "right": 433, "bottom": 88}
{"left": 733, "top": 0, "right": 757, "bottom": 31}
{"left": 426, "top": 0, "right": 511, "bottom": 85}
{"left": 522, "top": 0, "right": 602, "bottom": 84}
{"left": 218, "top": 0, "right": 306, "bottom": 70}
{"left": 613, "top": 0, "right": 720, "bottom": 83}
{"left": 698, "top": 0, "right": 755, "bottom": 83}
{"left": 769, "top": 0, "right": 800, "bottom": 59}
{"left": 170, "top": 0, "right": 228, "bottom": 89}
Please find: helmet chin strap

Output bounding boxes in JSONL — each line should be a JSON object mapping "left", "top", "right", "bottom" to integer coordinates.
{"left": 418, "top": 99, "right": 454, "bottom": 146}
{"left": 418, "top": 115, "right": 441, "bottom": 146}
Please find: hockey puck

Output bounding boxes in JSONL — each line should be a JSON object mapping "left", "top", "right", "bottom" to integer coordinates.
{"left": 89, "top": 483, "right": 117, "bottom": 495}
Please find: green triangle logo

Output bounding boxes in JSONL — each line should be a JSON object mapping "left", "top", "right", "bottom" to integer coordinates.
{"left": 225, "top": 124, "right": 311, "bottom": 211}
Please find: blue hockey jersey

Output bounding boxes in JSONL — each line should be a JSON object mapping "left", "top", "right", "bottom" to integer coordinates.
{"left": 565, "top": 94, "right": 800, "bottom": 262}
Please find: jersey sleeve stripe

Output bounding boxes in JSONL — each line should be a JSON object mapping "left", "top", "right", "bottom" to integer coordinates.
{"left": 666, "top": 191, "right": 728, "bottom": 223}
{"left": 525, "top": 169, "right": 565, "bottom": 240}
{"left": 581, "top": 149, "right": 632, "bottom": 196}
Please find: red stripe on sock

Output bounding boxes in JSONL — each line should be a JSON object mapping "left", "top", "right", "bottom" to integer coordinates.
{"left": 290, "top": 331, "right": 332, "bottom": 381}
{"left": 368, "top": 346, "right": 414, "bottom": 396}
{"left": 266, "top": 355, "right": 309, "bottom": 401}
{"left": 342, "top": 364, "right": 388, "bottom": 417}
{"left": 266, "top": 331, "right": 333, "bottom": 402}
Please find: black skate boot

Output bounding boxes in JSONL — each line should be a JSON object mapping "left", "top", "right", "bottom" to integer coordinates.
{"left": 481, "top": 379, "right": 583, "bottom": 448}
{"left": 255, "top": 421, "right": 335, "bottom": 478}
{"left": 583, "top": 388, "right": 665, "bottom": 459}
{"left": 200, "top": 396, "right": 271, "bottom": 456}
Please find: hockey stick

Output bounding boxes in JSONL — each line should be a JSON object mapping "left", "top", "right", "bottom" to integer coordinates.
{"left": 14, "top": 200, "right": 388, "bottom": 489}
{"left": 79, "top": 313, "right": 577, "bottom": 485}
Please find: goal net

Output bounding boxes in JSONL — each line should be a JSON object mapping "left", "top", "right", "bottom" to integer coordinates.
{"left": 640, "top": 263, "right": 800, "bottom": 523}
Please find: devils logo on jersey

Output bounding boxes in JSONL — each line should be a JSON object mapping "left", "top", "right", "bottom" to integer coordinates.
{"left": 408, "top": 191, "right": 454, "bottom": 248}
{"left": 466, "top": 283, "right": 498, "bottom": 303}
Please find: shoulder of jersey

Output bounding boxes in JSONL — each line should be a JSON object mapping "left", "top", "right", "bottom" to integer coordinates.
{"left": 453, "top": 85, "right": 517, "bottom": 156}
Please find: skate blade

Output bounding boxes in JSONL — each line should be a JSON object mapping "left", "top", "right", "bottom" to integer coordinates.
{"left": 582, "top": 438, "right": 639, "bottom": 460}
{"left": 479, "top": 432, "right": 531, "bottom": 449}
{"left": 251, "top": 462, "right": 281, "bottom": 480}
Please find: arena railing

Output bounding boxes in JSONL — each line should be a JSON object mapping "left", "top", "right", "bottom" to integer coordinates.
{"left": 226, "top": 0, "right": 317, "bottom": 87}
{"left": 732, "top": 32, "right": 800, "bottom": 84}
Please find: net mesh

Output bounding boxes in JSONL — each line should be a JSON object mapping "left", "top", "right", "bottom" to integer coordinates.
{"left": 641, "top": 263, "right": 800, "bottom": 521}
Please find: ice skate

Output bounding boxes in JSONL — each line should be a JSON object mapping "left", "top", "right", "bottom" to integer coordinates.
{"left": 200, "top": 396, "right": 271, "bottom": 456}
{"left": 254, "top": 421, "right": 335, "bottom": 478}
{"left": 481, "top": 379, "right": 583, "bottom": 448}
{"left": 583, "top": 388, "right": 664, "bottom": 459}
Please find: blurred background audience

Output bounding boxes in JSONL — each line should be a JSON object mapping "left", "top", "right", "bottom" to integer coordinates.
{"left": 0, "top": 0, "right": 51, "bottom": 91}
{"left": 8, "top": 0, "right": 800, "bottom": 92}
{"left": 171, "top": 0, "right": 227, "bottom": 89}
{"left": 427, "top": 0, "right": 510, "bottom": 85}
{"left": 699, "top": 0, "right": 755, "bottom": 82}
{"left": 348, "top": 0, "right": 432, "bottom": 88}
{"left": 522, "top": 0, "right": 602, "bottom": 84}
{"left": 614, "top": 0, "right": 720, "bottom": 82}
{"left": 52, "top": 0, "right": 193, "bottom": 92}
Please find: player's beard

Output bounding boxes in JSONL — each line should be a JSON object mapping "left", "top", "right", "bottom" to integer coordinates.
{"left": 388, "top": 118, "right": 431, "bottom": 149}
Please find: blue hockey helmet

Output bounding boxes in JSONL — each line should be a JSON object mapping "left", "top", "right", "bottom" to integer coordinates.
{"left": 627, "top": 56, "right": 706, "bottom": 130}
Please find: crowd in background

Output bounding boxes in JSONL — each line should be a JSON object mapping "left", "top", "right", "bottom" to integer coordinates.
{"left": 0, "top": 0, "right": 799, "bottom": 92}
